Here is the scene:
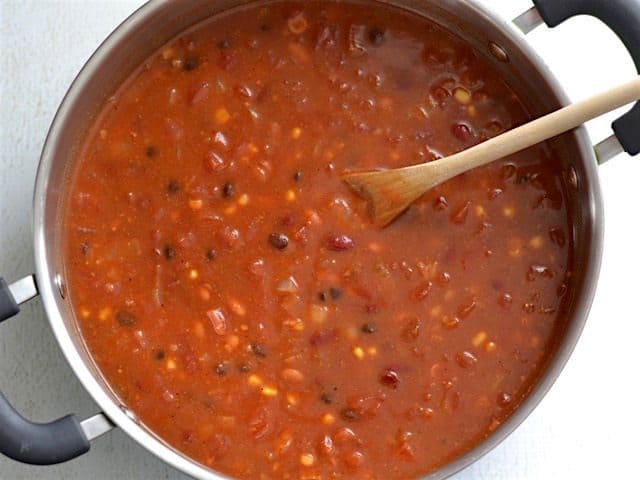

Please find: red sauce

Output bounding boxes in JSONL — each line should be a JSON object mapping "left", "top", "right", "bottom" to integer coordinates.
{"left": 64, "top": 2, "right": 573, "bottom": 478}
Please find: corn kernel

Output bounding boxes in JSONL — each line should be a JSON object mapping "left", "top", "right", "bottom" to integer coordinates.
{"left": 529, "top": 236, "right": 543, "bottom": 249}
{"left": 454, "top": 87, "right": 471, "bottom": 104}
{"left": 262, "top": 386, "right": 278, "bottom": 397}
{"left": 166, "top": 359, "right": 177, "bottom": 370}
{"left": 229, "top": 298, "right": 246, "bottom": 316}
{"left": 99, "top": 129, "right": 107, "bottom": 139}
{"left": 467, "top": 105, "right": 477, "bottom": 117}
{"left": 367, "top": 346, "right": 378, "bottom": 356}
{"left": 291, "top": 127, "right": 302, "bottom": 139}
{"left": 306, "top": 210, "right": 321, "bottom": 225}
{"left": 485, "top": 341, "right": 497, "bottom": 352}
{"left": 198, "top": 286, "right": 211, "bottom": 301}
{"left": 285, "top": 190, "right": 296, "bottom": 202}
{"left": 322, "top": 413, "right": 335, "bottom": 425}
{"left": 98, "top": 307, "right": 112, "bottom": 321}
{"left": 283, "top": 318, "right": 304, "bottom": 331}
{"left": 248, "top": 374, "right": 262, "bottom": 387}
{"left": 475, "top": 205, "right": 486, "bottom": 217}
{"left": 215, "top": 107, "right": 231, "bottom": 125}
{"left": 472, "top": 331, "right": 487, "bottom": 347}
{"left": 286, "top": 393, "right": 299, "bottom": 405}
{"left": 503, "top": 206, "right": 515, "bottom": 218}
{"left": 189, "top": 269, "right": 199, "bottom": 280}
{"left": 310, "top": 304, "right": 328, "bottom": 324}
{"left": 247, "top": 142, "right": 259, "bottom": 154}
{"left": 194, "top": 321, "right": 205, "bottom": 338}
{"left": 224, "top": 205, "right": 237, "bottom": 216}
{"left": 79, "top": 308, "right": 91, "bottom": 319}
{"left": 189, "top": 199, "right": 203, "bottom": 210}
{"left": 368, "top": 242, "right": 382, "bottom": 253}
{"left": 352, "top": 346, "right": 365, "bottom": 359}
{"left": 161, "top": 48, "right": 174, "bottom": 60}
{"left": 429, "top": 305, "right": 442, "bottom": 317}
{"left": 238, "top": 193, "right": 249, "bottom": 206}
{"left": 300, "top": 453, "right": 315, "bottom": 467}
{"left": 225, "top": 334, "right": 240, "bottom": 351}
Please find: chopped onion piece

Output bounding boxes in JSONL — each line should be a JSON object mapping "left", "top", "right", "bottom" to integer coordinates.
{"left": 134, "top": 330, "right": 148, "bottom": 349}
{"left": 207, "top": 308, "right": 228, "bottom": 335}
{"left": 276, "top": 276, "right": 299, "bottom": 293}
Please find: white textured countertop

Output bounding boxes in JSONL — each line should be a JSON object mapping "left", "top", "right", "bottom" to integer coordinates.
{"left": 1, "top": 1, "right": 639, "bottom": 479}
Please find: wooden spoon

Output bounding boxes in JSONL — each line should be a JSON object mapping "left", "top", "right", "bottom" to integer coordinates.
{"left": 344, "top": 76, "right": 640, "bottom": 227}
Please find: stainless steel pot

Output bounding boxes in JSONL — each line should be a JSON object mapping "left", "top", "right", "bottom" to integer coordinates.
{"left": 1, "top": 0, "right": 639, "bottom": 478}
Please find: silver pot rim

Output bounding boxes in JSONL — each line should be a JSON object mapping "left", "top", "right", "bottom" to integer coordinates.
{"left": 31, "top": 1, "right": 604, "bottom": 479}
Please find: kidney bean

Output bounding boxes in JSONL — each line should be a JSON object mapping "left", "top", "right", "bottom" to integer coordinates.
{"left": 380, "top": 368, "right": 400, "bottom": 388}
{"left": 456, "top": 351, "right": 478, "bottom": 369}
{"left": 327, "top": 234, "right": 355, "bottom": 251}
{"left": 268, "top": 232, "right": 289, "bottom": 250}
{"left": 116, "top": 310, "right": 136, "bottom": 326}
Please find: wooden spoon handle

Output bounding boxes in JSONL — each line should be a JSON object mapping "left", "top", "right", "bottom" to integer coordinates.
{"left": 413, "top": 76, "right": 640, "bottom": 184}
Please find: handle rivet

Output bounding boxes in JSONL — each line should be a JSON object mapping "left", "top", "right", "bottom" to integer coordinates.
{"left": 55, "top": 274, "right": 67, "bottom": 299}
{"left": 120, "top": 405, "right": 139, "bottom": 424}
{"left": 489, "top": 42, "right": 509, "bottom": 63}
{"left": 567, "top": 165, "right": 579, "bottom": 190}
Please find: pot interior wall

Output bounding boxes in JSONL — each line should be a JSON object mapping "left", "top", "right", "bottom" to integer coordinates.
{"left": 37, "top": 1, "right": 601, "bottom": 478}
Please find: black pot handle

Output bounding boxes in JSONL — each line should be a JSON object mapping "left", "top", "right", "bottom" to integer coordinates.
{"left": 0, "top": 275, "right": 92, "bottom": 464}
{"left": 533, "top": 0, "right": 640, "bottom": 155}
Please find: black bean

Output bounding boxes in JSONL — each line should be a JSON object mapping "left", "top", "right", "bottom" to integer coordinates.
{"left": 250, "top": 343, "right": 267, "bottom": 358}
{"left": 320, "top": 393, "right": 333, "bottom": 404}
{"left": 183, "top": 57, "right": 199, "bottom": 71}
{"left": 318, "top": 291, "right": 327, "bottom": 302}
{"left": 153, "top": 349, "right": 165, "bottom": 360}
{"left": 361, "top": 323, "right": 377, "bottom": 334}
{"left": 116, "top": 310, "right": 136, "bottom": 326}
{"left": 164, "top": 245, "right": 175, "bottom": 260}
{"left": 340, "top": 408, "right": 360, "bottom": 421}
{"left": 238, "top": 363, "right": 252, "bottom": 373}
{"left": 329, "top": 287, "right": 342, "bottom": 300}
{"left": 268, "top": 232, "right": 289, "bottom": 250}
{"left": 145, "top": 146, "right": 158, "bottom": 158}
{"left": 368, "top": 27, "right": 385, "bottom": 45}
{"left": 217, "top": 39, "right": 231, "bottom": 49}
{"left": 206, "top": 249, "right": 217, "bottom": 261}
{"left": 167, "top": 180, "right": 180, "bottom": 194}
{"left": 222, "top": 182, "right": 234, "bottom": 198}
{"left": 293, "top": 170, "right": 303, "bottom": 182}
{"left": 215, "top": 362, "right": 228, "bottom": 376}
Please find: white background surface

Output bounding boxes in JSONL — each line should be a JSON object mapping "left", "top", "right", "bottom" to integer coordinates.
{"left": 1, "top": 1, "right": 639, "bottom": 479}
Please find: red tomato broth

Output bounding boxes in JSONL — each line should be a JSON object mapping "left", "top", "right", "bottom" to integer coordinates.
{"left": 63, "top": 1, "right": 573, "bottom": 479}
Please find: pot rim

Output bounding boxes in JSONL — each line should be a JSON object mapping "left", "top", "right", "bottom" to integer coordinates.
{"left": 31, "top": 1, "right": 604, "bottom": 479}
